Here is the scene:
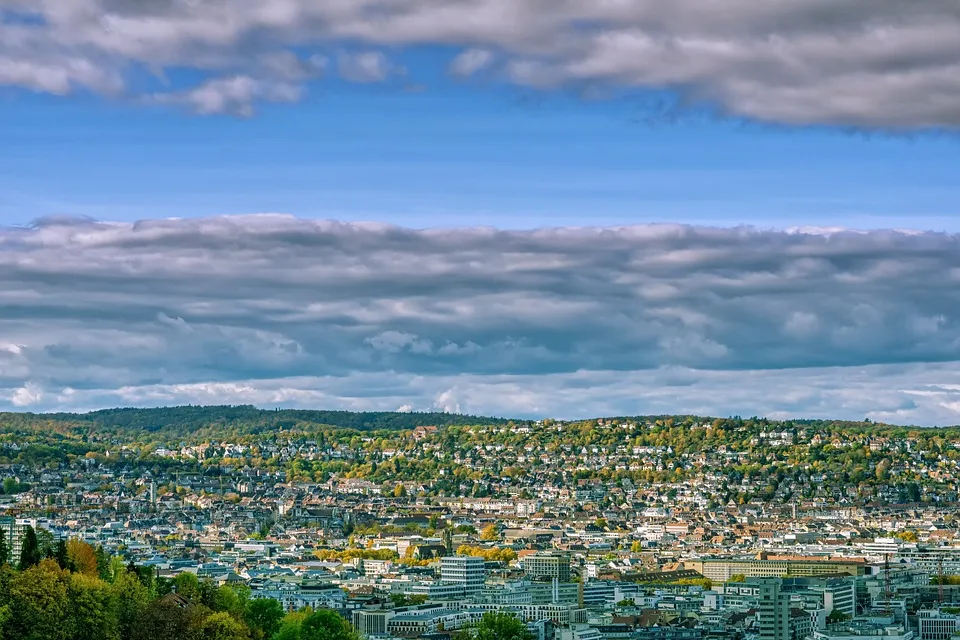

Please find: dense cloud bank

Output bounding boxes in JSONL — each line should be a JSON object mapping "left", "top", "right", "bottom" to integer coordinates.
{"left": 2, "top": 216, "right": 960, "bottom": 424}
{"left": 0, "top": 0, "right": 958, "bottom": 125}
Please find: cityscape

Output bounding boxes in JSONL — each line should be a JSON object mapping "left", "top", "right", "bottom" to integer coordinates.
{"left": 2, "top": 0, "right": 959, "bottom": 639}
{"left": 2, "top": 407, "right": 960, "bottom": 639}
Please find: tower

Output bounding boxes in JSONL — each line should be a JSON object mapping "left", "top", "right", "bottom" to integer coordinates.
{"left": 756, "top": 579, "right": 790, "bottom": 640}
{"left": 884, "top": 553, "right": 892, "bottom": 614}
{"left": 442, "top": 527, "right": 453, "bottom": 555}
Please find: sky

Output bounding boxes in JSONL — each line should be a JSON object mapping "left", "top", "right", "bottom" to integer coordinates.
{"left": 1, "top": 0, "right": 960, "bottom": 424}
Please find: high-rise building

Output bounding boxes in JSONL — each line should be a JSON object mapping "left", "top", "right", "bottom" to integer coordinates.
{"left": 756, "top": 578, "right": 790, "bottom": 640}
{"left": 524, "top": 552, "right": 572, "bottom": 582}
{"left": 0, "top": 516, "right": 31, "bottom": 562}
{"left": 441, "top": 556, "right": 486, "bottom": 595}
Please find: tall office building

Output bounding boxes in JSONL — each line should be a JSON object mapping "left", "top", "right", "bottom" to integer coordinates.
{"left": 756, "top": 578, "right": 790, "bottom": 640}
{"left": 0, "top": 516, "right": 31, "bottom": 561}
{"left": 524, "top": 552, "right": 572, "bottom": 582}
{"left": 441, "top": 556, "right": 486, "bottom": 596}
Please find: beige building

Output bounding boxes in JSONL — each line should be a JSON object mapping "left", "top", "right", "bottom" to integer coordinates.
{"left": 686, "top": 554, "right": 865, "bottom": 582}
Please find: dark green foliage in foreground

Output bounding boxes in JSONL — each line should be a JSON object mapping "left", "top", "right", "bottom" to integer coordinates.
{"left": 279, "top": 608, "right": 361, "bottom": 640}
{"left": 0, "top": 548, "right": 359, "bottom": 640}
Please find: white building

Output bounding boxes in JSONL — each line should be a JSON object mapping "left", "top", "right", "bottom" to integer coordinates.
{"left": 918, "top": 610, "right": 960, "bottom": 640}
{"left": 813, "top": 620, "right": 914, "bottom": 640}
{"left": 441, "top": 556, "right": 486, "bottom": 596}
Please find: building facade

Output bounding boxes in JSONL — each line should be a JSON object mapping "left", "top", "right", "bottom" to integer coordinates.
{"left": 524, "top": 552, "right": 572, "bottom": 582}
{"left": 757, "top": 578, "right": 791, "bottom": 640}
{"left": 441, "top": 556, "right": 486, "bottom": 596}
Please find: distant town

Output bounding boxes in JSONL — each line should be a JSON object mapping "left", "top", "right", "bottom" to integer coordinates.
{"left": 3, "top": 406, "right": 960, "bottom": 640}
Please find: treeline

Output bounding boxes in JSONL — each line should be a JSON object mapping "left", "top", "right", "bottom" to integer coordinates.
{"left": 0, "top": 527, "right": 362, "bottom": 640}
{"left": 604, "top": 414, "right": 960, "bottom": 436}
{"left": 0, "top": 405, "right": 509, "bottom": 437}
{"left": 456, "top": 545, "right": 517, "bottom": 562}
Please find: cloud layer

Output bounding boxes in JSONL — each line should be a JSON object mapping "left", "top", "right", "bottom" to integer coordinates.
{"left": 0, "top": 0, "right": 958, "bottom": 125}
{"left": 2, "top": 215, "right": 960, "bottom": 424}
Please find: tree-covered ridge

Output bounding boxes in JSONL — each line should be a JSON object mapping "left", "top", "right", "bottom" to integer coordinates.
{"left": 0, "top": 405, "right": 509, "bottom": 436}
{"left": 1, "top": 406, "right": 959, "bottom": 441}
{"left": 2, "top": 410, "right": 960, "bottom": 505}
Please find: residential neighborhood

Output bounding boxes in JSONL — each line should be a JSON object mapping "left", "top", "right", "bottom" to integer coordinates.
{"left": 2, "top": 409, "right": 960, "bottom": 640}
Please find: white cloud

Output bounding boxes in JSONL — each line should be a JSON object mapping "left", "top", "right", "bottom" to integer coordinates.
{"left": 4, "top": 362, "right": 960, "bottom": 425}
{"left": 449, "top": 49, "right": 494, "bottom": 77}
{"left": 338, "top": 51, "right": 395, "bottom": 83}
{"left": 2, "top": 216, "right": 960, "bottom": 424}
{"left": 0, "top": 1, "right": 958, "bottom": 126}
{"left": 10, "top": 382, "right": 44, "bottom": 407}
{"left": 365, "top": 331, "right": 434, "bottom": 354}
{"left": 150, "top": 74, "right": 304, "bottom": 116}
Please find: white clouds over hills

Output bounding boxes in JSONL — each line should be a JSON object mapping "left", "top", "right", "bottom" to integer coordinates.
{"left": 2, "top": 215, "right": 960, "bottom": 424}
{"left": 0, "top": 0, "right": 958, "bottom": 125}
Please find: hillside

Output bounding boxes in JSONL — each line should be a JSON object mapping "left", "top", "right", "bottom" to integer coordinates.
{"left": 0, "top": 405, "right": 510, "bottom": 435}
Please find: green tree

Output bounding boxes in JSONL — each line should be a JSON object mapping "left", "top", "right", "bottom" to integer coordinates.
{"left": 244, "top": 598, "right": 284, "bottom": 640}
{"left": 299, "top": 609, "right": 361, "bottom": 640}
{"left": 254, "top": 522, "right": 272, "bottom": 540}
{"left": 200, "top": 611, "right": 250, "bottom": 640}
{"left": 17, "top": 526, "right": 41, "bottom": 570}
{"left": 35, "top": 529, "right": 55, "bottom": 560}
{"left": 390, "top": 593, "right": 429, "bottom": 607}
{"left": 6, "top": 559, "right": 72, "bottom": 640}
{"left": 199, "top": 579, "right": 219, "bottom": 609}
{"left": 213, "top": 585, "right": 249, "bottom": 619}
{"left": 95, "top": 545, "right": 111, "bottom": 581}
{"left": 465, "top": 612, "right": 534, "bottom": 640}
{"left": 174, "top": 572, "right": 203, "bottom": 601}
{"left": 827, "top": 610, "right": 851, "bottom": 624}
{"left": 131, "top": 595, "right": 206, "bottom": 640}
{"left": 54, "top": 539, "right": 73, "bottom": 571}
{"left": 110, "top": 568, "right": 150, "bottom": 640}
{"left": 272, "top": 611, "right": 309, "bottom": 640}
{"left": 0, "top": 603, "right": 11, "bottom": 640}
{"left": 68, "top": 572, "right": 120, "bottom": 640}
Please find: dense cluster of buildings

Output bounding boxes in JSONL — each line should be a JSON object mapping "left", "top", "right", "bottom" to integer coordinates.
{"left": 3, "top": 417, "right": 960, "bottom": 640}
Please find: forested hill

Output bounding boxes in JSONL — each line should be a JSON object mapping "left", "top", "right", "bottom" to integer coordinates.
{"left": 0, "top": 406, "right": 954, "bottom": 442}
{"left": 0, "top": 405, "right": 509, "bottom": 435}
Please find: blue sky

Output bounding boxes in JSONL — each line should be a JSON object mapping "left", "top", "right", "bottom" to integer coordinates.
{"left": 2, "top": 73, "right": 960, "bottom": 231}
{"left": 3, "top": 0, "right": 960, "bottom": 424}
